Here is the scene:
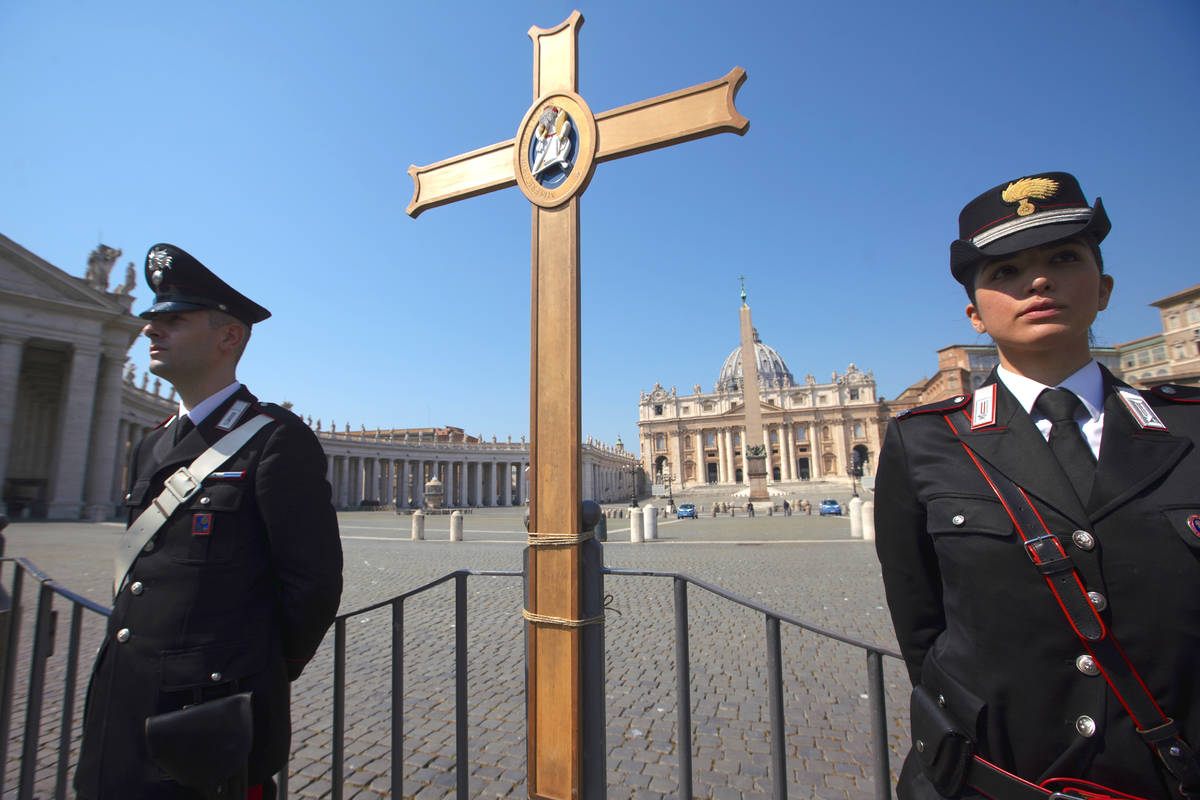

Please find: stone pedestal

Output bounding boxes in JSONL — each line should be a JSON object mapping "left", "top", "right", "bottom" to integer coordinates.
{"left": 745, "top": 453, "right": 770, "bottom": 503}
{"left": 849, "top": 497, "right": 864, "bottom": 539}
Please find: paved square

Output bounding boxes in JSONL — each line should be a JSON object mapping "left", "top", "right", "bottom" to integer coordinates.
{"left": 1, "top": 495, "right": 912, "bottom": 799}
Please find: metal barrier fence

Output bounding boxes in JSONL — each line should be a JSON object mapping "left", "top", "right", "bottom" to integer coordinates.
{"left": 0, "top": 560, "right": 903, "bottom": 799}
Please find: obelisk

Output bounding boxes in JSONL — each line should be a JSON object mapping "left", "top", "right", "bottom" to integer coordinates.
{"left": 737, "top": 284, "right": 771, "bottom": 505}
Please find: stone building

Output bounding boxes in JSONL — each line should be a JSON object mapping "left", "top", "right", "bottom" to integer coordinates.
{"left": 637, "top": 321, "right": 887, "bottom": 491}
{"left": 0, "top": 234, "right": 635, "bottom": 518}
{"left": 1118, "top": 283, "right": 1200, "bottom": 387}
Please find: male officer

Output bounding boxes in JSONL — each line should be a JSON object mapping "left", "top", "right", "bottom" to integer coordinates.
{"left": 75, "top": 244, "right": 343, "bottom": 799}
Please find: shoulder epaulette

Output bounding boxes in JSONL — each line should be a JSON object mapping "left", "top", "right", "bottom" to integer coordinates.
{"left": 1148, "top": 384, "right": 1200, "bottom": 403}
{"left": 897, "top": 393, "right": 971, "bottom": 420}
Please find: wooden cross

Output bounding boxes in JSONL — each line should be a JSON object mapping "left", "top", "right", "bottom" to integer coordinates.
{"left": 407, "top": 11, "right": 747, "bottom": 799}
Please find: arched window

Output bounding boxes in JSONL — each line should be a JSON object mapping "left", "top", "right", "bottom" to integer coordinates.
{"left": 655, "top": 434, "right": 665, "bottom": 450}
{"left": 795, "top": 425, "right": 807, "bottom": 441}
{"left": 853, "top": 422, "right": 864, "bottom": 438}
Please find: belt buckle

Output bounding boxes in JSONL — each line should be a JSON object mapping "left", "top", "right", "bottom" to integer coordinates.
{"left": 1023, "top": 533, "right": 1060, "bottom": 563}
{"left": 164, "top": 467, "right": 200, "bottom": 502}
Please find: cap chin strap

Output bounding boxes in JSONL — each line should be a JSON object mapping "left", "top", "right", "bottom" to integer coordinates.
{"left": 113, "top": 414, "right": 275, "bottom": 597}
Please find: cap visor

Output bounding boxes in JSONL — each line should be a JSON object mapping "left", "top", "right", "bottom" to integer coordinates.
{"left": 138, "top": 300, "right": 212, "bottom": 319}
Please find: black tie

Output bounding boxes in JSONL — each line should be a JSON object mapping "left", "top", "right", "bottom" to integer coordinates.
{"left": 173, "top": 415, "right": 195, "bottom": 445}
{"left": 1034, "top": 388, "right": 1096, "bottom": 502}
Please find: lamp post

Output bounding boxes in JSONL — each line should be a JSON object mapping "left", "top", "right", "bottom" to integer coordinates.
{"left": 627, "top": 461, "right": 639, "bottom": 508}
{"left": 663, "top": 465, "right": 675, "bottom": 511}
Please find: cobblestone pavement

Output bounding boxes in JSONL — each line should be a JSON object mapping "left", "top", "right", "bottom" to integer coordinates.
{"left": 0, "top": 496, "right": 912, "bottom": 799}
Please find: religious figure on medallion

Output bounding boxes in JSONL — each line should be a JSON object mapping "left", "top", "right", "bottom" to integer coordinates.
{"left": 530, "top": 105, "right": 574, "bottom": 178}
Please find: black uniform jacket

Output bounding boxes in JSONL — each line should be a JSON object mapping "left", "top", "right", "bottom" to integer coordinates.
{"left": 75, "top": 387, "right": 343, "bottom": 798}
{"left": 875, "top": 368, "right": 1200, "bottom": 799}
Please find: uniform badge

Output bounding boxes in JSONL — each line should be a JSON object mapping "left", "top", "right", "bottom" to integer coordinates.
{"left": 192, "top": 513, "right": 212, "bottom": 536}
{"left": 1116, "top": 387, "right": 1168, "bottom": 431}
{"left": 147, "top": 246, "right": 173, "bottom": 287}
{"left": 970, "top": 384, "right": 997, "bottom": 429}
{"left": 216, "top": 400, "right": 250, "bottom": 431}
{"left": 1001, "top": 177, "right": 1059, "bottom": 217}
{"left": 1187, "top": 514, "right": 1200, "bottom": 539}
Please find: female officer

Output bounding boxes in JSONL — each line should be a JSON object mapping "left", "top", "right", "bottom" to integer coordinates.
{"left": 874, "top": 172, "right": 1200, "bottom": 800}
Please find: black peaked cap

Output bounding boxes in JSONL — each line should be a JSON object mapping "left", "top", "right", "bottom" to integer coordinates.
{"left": 139, "top": 243, "right": 271, "bottom": 325}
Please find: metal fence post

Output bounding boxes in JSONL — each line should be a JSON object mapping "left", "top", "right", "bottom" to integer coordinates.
{"left": 19, "top": 582, "right": 56, "bottom": 800}
{"left": 331, "top": 617, "right": 346, "bottom": 800}
{"left": 765, "top": 615, "right": 788, "bottom": 800}
{"left": 54, "top": 604, "right": 85, "bottom": 799}
{"left": 0, "top": 563, "right": 23, "bottom": 792}
{"left": 392, "top": 598, "right": 405, "bottom": 800}
{"left": 674, "top": 577, "right": 694, "bottom": 800}
{"left": 455, "top": 573, "right": 469, "bottom": 800}
{"left": 867, "top": 650, "right": 893, "bottom": 800}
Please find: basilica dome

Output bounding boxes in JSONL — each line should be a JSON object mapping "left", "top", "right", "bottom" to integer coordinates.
{"left": 716, "top": 328, "right": 794, "bottom": 392}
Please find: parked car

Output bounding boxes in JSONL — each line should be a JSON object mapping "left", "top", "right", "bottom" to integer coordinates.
{"left": 676, "top": 503, "right": 697, "bottom": 519}
{"left": 818, "top": 498, "right": 842, "bottom": 516}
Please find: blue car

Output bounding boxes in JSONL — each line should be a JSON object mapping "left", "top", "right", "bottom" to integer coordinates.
{"left": 818, "top": 499, "right": 842, "bottom": 516}
{"left": 676, "top": 503, "right": 696, "bottom": 519}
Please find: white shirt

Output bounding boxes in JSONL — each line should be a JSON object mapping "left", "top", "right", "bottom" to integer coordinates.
{"left": 177, "top": 381, "right": 242, "bottom": 426}
{"left": 995, "top": 361, "right": 1104, "bottom": 459}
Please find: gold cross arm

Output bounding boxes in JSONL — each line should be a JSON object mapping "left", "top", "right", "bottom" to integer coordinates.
{"left": 405, "top": 67, "right": 748, "bottom": 218}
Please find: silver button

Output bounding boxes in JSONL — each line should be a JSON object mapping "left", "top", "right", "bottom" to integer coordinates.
{"left": 1161, "top": 386, "right": 1177, "bottom": 395}
{"left": 116, "top": 628, "right": 131, "bottom": 643}
{"left": 953, "top": 396, "right": 966, "bottom": 403}
{"left": 1075, "top": 654, "right": 1099, "bottom": 676}
{"left": 916, "top": 739, "right": 926, "bottom": 752}
{"left": 124, "top": 492, "right": 132, "bottom": 501}
{"left": 130, "top": 581, "right": 144, "bottom": 596}
{"left": 142, "top": 540, "right": 154, "bottom": 553}
{"left": 1088, "top": 592, "right": 1108, "bottom": 612}
{"left": 1072, "top": 530, "right": 1095, "bottom": 551}
{"left": 937, "top": 694, "right": 947, "bottom": 708}
{"left": 1076, "top": 715, "right": 1097, "bottom": 737}
{"left": 951, "top": 514, "right": 965, "bottom": 527}
{"left": 199, "top": 496, "right": 211, "bottom": 505}
{"left": 210, "top": 672, "right": 223, "bottom": 682}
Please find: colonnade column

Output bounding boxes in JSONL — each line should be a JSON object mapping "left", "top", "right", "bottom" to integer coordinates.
{"left": 474, "top": 462, "right": 484, "bottom": 507}
{"left": 740, "top": 428, "right": 749, "bottom": 485}
{"left": 399, "top": 459, "right": 411, "bottom": 508}
{"left": 0, "top": 334, "right": 28, "bottom": 515}
{"left": 763, "top": 424, "right": 773, "bottom": 484}
{"left": 723, "top": 428, "right": 734, "bottom": 485}
{"left": 518, "top": 462, "right": 527, "bottom": 506}
{"left": 784, "top": 424, "right": 796, "bottom": 481}
{"left": 498, "top": 462, "right": 509, "bottom": 506}
{"left": 446, "top": 460, "right": 456, "bottom": 507}
{"left": 84, "top": 352, "right": 126, "bottom": 520}
{"left": 47, "top": 344, "right": 102, "bottom": 519}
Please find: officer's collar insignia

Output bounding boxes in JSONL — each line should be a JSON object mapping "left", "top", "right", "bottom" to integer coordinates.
{"left": 1187, "top": 514, "right": 1200, "bottom": 539}
{"left": 1001, "top": 176, "right": 1060, "bottom": 217}
{"left": 1116, "top": 386, "right": 1167, "bottom": 431}
{"left": 970, "top": 384, "right": 997, "bottom": 429}
{"left": 216, "top": 400, "right": 250, "bottom": 431}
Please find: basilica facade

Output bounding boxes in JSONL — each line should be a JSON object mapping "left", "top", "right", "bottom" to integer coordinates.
{"left": 636, "top": 324, "right": 887, "bottom": 491}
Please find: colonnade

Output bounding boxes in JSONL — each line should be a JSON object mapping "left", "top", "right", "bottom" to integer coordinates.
{"left": 323, "top": 452, "right": 529, "bottom": 509}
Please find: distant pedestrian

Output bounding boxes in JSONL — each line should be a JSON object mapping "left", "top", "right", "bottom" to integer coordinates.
{"left": 801, "top": 498, "right": 811, "bottom": 515}
{"left": 782, "top": 499, "right": 791, "bottom": 516}
{"left": 746, "top": 502, "right": 754, "bottom": 518}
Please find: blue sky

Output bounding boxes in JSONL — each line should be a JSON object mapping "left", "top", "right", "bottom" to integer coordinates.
{"left": 3, "top": 1, "right": 1198, "bottom": 452}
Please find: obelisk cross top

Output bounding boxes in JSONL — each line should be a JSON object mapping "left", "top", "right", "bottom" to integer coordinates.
{"left": 405, "top": 11, "right": 748, "bottom": 800}
{"left": 406, "top": 10, "right": 748, "bottom": 217}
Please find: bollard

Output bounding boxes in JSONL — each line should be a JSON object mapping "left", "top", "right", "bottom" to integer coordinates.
{"left": 643, "top": 505, "right": 658, "bottom": 541}
{"left": 849, "top": 496, "right": 864, "bottom": 539}
{"left": 862, "top": 500, "right": 876, "bottom": 542}
{"left": 768, "top": 504, "right": 774, "bottom": 516}
{"left": 411, "top": 509, "right": 425, "bottom": 541}
{"left": 630, "top": 510, "right": 644, "bottom": 543}
{"left": 729, "top": 506, "right": 735, "bottom": 517}
{"left": 450, "top": 510, "right": 463, "bottom": 542}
